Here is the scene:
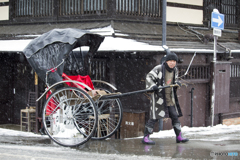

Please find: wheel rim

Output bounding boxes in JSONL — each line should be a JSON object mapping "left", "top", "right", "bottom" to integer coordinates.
{"left": 43, "top": 87, "right": 98, "bottom": 147}
{"left": 91, "top": 88, "right": 123, "bottom": 140}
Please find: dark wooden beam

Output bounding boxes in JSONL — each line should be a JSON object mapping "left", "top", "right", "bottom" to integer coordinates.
{"left": 167, "top": 2, "right": 203, "bottom": 10}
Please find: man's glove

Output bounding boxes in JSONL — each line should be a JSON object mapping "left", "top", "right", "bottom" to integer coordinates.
{"left": 150, "top": 84, "right": 158, "bottom": 91}
{"left": 175, "top": 82, "right": 182, "bottom": 87}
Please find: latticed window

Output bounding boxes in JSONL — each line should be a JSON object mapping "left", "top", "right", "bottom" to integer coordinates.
{"left": 83, "top": 0, "right": 106, "bottom": 14}
{"left": 116, "top": 0, "right": 160, "bottom": 17}
{"left": 230, "top": 63, "right": 240, "bottom": 98}
{"left": 204, "top": 0, "right": 238, "bottom": 27}
{"left": 16, "top": 0, "right": 33, "bottom": 16}
{"left": 231, "top": 63, "right": 240, "bottom": 78}
{"left": 221, "top": 0, "right": 237, "bottom": 25}
{"left": 33, "top": 0, "right": 53, "bottom": 17}
{"left": 16, "top": 0, "right": 53, "bottom": 17}
{"left": 177, "top": 65, "right": 210, "bottom": 80}
{"left": 16, "top": 0, "right": 107, "bottom": 17}
{"left": 59, "top": 0, "right": 82, "bottom": 15}
{"left": 59, "top": 0, "right": 107, "bottom": 16}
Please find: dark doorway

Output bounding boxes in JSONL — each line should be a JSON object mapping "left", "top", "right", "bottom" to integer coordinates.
{"left": 0, "top": 53, "right": 35, "bottom": 124}
{"left": 0, "top": 53, "right": 15, "bottom": 124}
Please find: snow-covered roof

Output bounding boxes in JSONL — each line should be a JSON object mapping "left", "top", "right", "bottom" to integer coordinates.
{"left": 0, "top": 25, "right": 240, "bottom": 53}
{"left": 0, "top": 37, "right": 213, "bottom": 53}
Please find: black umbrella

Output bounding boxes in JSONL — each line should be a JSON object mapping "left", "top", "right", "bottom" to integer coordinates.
{"left": 23, "top": 28, "right": 105, "bottom": 86}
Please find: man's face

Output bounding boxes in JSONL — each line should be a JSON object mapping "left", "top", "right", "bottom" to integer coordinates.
{"left": 166, "top": 60, "right": 176, "bottom": 68}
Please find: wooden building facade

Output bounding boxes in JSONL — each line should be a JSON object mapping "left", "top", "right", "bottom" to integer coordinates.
{"left": 0, "top": 0, "right": 240, "bottom": 137}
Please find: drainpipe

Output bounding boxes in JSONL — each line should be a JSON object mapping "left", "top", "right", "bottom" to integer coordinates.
{"left": 162, "top": 0, "right": 167, "bottom": 47}
{"left": 189, "top": 88, "right": 194, "bottom": 127}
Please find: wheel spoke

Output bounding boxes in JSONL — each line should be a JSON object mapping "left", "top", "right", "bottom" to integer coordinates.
{"left": 42, "top": 87, "right": 97, "bottom": 147}
{"left": 91, "top": 88, "right": 123, "bottom": 140}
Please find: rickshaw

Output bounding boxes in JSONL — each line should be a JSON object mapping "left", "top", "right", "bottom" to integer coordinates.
{"left": 23, "top": 28, "right": 178, "bottom": 147}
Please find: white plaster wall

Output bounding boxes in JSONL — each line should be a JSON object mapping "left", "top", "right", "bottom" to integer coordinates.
{"left": 0, "top": 0, "right": 9, "bottom": 2}
{"left": 0, "top": 0, "right": 9, "bottom": 20}
{"left": 167, "top": 6, "right": 203, "bottom": 24}
{"left": 0, "top": 6, "right": 9, "bottom": 20}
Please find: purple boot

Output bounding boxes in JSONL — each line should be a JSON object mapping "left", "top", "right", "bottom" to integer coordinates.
{"left": 142, "top": 126, "right": 155, "bottom": 145}
{"left": 142, "top": 134, "right": 155, "bottom": 145}
{"left": 173, "top": 123, "right": 189, "bottom": 143}
{"left": 176, "top": 132, "right": 189, "bottom": 143}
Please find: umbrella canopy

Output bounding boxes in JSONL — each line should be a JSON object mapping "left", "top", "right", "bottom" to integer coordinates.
{"left": 23, "top": 28, "right": 104, "bottom": 58}
{"left": 22, "top": 28, "right": 104, "bottom": 86}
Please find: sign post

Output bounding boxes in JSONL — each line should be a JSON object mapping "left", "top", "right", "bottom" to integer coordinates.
{"left": 210, "top": 9, "right": 224, "bottom": 127}
{"left": 211, "top": 9, "right": 224, "bottom": 61}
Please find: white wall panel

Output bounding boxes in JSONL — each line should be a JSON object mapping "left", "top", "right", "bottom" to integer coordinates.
{"left": 0, "top": 6, "right": 9, "bottom": 20}
{"left": 167, "top": 6, "right": 203, "bottom": 24}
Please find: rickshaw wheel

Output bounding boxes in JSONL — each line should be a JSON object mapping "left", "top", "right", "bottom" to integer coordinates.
{"left": 91, "top": 87, "right": 123, "bottom": 140}
{"left": 42, "top": 87, "right": 98, "bottom": 147}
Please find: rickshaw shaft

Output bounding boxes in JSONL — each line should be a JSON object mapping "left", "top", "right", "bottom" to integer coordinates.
{"left": 100, "top": 84, "right": 178, "bottom": 100}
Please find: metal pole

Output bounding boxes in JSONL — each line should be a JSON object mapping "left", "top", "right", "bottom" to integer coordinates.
{"left": 211, "top": 69, "right": 215, "bottom": 127}
{"left": 162, "top": 0, "right": 167, "bottom": 46}
{"left": 35, "top": 72, "right": 39, "bottom": 133}
{"left": 190, "top": 88, "right": 194, "bottom": 127}
{"left": 213, "top": 36, "right": 217, "bottom": 62}
{"left": 211, "top": 35, "right": 217, "bottom": 127}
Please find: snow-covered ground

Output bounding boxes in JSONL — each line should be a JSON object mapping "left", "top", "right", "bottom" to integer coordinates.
{"left": 150, "top": 124, "right": 240, "bottom": 141}
{"left": 0, "top": 124, "right": 239, "bottom": 160}
{"left": 0, "top": 124, "right": 239, "bottom": 141}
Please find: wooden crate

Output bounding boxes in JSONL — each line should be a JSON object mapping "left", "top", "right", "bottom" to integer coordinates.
{"left": 120, "top": 112, "right": 145, "bottom": 139}
{"left": 223, "top": 117, "right": 240, "bottom": 126}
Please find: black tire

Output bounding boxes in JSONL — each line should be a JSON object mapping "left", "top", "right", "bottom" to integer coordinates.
{"left": 42, "top": 87, "right": 98, "bottom": 147}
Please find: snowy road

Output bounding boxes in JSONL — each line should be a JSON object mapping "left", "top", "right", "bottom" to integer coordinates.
{"left": 0, "top": 124, "right": 239, "bottom": 160}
